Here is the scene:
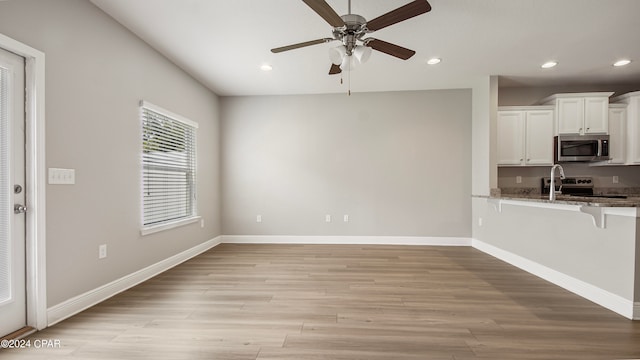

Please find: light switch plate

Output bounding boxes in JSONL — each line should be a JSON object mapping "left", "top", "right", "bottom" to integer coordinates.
{"left": 49, "top": 168, "right": 75, "bottom": 184}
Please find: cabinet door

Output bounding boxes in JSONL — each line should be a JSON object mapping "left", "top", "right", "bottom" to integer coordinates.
{"left": 607, "top": 107, "right": 626, "bottom": 164}
{"left": 525, "top": 110, "right": 554, "bottom": 165}
{"left": 626, "top": 96, "right": 640, "bottom": 164}
{"left": 557, "top": 98, "right": 584, "bottom": 134}
{"left": 497, "top": 111, "right": 525, "bottom": 165}
{"left": 584, "top": 97, "right": 609, "bottom": 134}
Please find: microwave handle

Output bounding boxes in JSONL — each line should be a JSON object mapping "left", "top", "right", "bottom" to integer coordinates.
{"left": 597, "top": 139, "right": 602, "bottom": 157}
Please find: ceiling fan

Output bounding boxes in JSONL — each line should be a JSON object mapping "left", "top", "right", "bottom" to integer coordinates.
{"left": 271, "top": 0, "right": 432, "bottom": 75}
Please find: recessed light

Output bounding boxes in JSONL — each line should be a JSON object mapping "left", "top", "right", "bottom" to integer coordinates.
{"left": 613, "top": 59, "right": 631, "bottom": 67}
{"left": 427, "top": 58, "right": 441, "bottom": 65}
{"left": 260, "top": 64, "right": 273, "bottom": 71}
{"left": 541, "top": 61, "right": 558, "bottom": 69}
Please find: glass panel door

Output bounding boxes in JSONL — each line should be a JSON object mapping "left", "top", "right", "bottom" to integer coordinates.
{"left": 0, "top": 47, "right": 26, "bottom": 337}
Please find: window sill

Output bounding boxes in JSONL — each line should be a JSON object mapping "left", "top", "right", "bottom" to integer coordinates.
{"left": 141, "top": 216, "right": 201, "bottom": 236}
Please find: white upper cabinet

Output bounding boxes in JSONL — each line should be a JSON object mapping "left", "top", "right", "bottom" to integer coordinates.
{"left": 525, "top": 110, "right": 555, "bottom": 165}
{"left": 497, "top": 107, "right": 554, "bottom": 166}
{"left": 557, "top": 97, "right": 583, "bottom": 134}
{"left": 583, "top": 97, "right": 610, "bottom": 134}
{"left": 612, "top": 91, "right": 640, "bottom": 165}
{"left": 606, "top": 105, "right": 627, "bottom": 164}
{"left": 497, "top": 110, "right": 525, "bottom": 165}
{"left": 540, "top": 92, "right": 613, "bottom": 135}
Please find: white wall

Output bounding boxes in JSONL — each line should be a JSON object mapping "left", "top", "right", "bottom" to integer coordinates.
{"left": 0, "top": 0, "right": 221, "bottom": 307}
{"left": 221, "top": 89, "right": 472, "bottom": 238}
{"left": 471, "top": 76, "right": 499, "bottom": 196}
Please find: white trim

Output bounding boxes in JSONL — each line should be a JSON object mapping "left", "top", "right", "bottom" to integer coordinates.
{"left": 0, "top": 33, "right": 47, "bottom": 330}
{"left": 139, "top": 100, "right": 199, "bottom": 128}
{"left": 221, "top": 235, "right": 471, "bottom": 246}
{"left": 141, "top": 215, "right": 201, "bottom": 236}
{"left": 46, "top": 236, "right": 222, "bottom": 326}
{"left": 472, "top": 238, "right": 636, "bottom": 320}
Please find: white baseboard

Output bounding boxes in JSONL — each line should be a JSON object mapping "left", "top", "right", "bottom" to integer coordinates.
{"left": 221, "top": 235, "right": 471, "bottom": 246}
{"left": 46, "top": 236, "right": 222, "bottom": 326}
{"left": 472, "top": 238, "right": 636, "bottom": 320}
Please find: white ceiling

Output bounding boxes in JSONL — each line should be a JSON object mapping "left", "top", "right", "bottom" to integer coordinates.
{"left": 90, "top": 0, "right": 640, "bottom": 96}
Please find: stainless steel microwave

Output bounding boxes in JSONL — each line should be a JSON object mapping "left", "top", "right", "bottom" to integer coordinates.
{"left": 554, "top": 135, "right": 610, "bottom": 162}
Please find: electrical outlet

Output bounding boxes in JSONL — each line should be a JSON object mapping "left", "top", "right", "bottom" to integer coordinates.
{"left": 613, "top": 176, "right": 619, "bottom": 184}
{"left": 478, "top": 217, "right": 483, "bottom": 227}
{"left": 343, "top": 214, "right": 349, "bottom": 222}
{"left": 256, "top": 215, "right": 262, "bottom": 223}
{"left": 200, "top": 219, "right": 205, "bottom": 228}
{"left": 98, "top": 244, "right": 107, "bottom": 259}
{"left": 325, "top": 214, "right": 331, "bottom": 223}
{"left": 516, "top": 176, "right": 522, "bottom": 184}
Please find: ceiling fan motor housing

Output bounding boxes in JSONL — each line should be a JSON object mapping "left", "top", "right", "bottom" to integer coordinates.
{"left": 334, "top": 14, "right": 368, "bottom": 54}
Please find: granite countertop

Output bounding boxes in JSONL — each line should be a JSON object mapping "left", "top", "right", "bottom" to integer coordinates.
{"left": 494, "top": 193, "right": 640, "bottom": 207}
{"left": 479, "top": 187, "right": 640, "bottom": 207}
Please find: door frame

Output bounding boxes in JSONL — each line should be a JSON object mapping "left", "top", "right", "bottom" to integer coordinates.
{"left": 0, "top": 33, "right": 46, "bottom": 331}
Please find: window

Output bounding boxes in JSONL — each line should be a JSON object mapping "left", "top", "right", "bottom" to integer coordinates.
{"left": 141, "top": 101, "right": 198, "bottom": 233}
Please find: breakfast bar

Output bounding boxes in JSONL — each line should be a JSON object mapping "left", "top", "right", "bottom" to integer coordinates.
{"left": 472, "top": 194, "right": 640, "bottom": 320}
{"left": 483, "top": 193, "right": 640, "bottom": 229}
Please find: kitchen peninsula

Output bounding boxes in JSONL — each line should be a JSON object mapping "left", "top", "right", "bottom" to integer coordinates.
{"left": 472, "top": 191, "right": 639, "bottom": 320}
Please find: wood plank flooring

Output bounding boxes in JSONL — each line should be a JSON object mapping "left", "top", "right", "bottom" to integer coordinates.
{"left": 3, "top": 244, "right": 640, "bottom": 359}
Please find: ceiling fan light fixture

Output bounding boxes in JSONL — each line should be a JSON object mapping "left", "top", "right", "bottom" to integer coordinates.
{"left": 329, "top": 46, "right": 347, "bottom": 65}
{"left": 613, "top": 59, "right": 631, "bottom": 67}
{"left": 340, "top": 55, "right": 356, "bottom": 71}
{"left": 353, "top": 45, "right": 372, "bottom": 64}
{"left": 541, "top": 61, "right": 558, "bottom": 69}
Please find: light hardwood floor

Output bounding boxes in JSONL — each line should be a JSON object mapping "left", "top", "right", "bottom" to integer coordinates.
{"left": 3, "top": 244, "right": 640, "bottom": 359}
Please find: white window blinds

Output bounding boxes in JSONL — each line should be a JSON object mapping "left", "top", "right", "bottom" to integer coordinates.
{"left": 141, "top": 101, "right": 198, "bottom": 227}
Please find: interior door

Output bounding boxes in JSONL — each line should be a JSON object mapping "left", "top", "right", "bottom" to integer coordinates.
{"left": 0, "top": 47, "right": 26, "bottom": 337}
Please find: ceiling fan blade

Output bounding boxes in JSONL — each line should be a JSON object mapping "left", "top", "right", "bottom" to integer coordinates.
{"left": 329, "top": 63, "right": 342, "bottom": 75}
{"left": 366, "top": 0, "right": 431, "bottom": 31}
{"left": 271, "top": 38, "right": 334, "bottom": 53}
{"left": 366, "top": 39, "right": 416, "bottom": 60}
{"left": 301, "top": 0, "right": 345, "bottom": 27}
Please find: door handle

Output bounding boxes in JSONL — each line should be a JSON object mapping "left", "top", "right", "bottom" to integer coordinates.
{"left": 14, "top": 204, "right": 27, "bottom": 214}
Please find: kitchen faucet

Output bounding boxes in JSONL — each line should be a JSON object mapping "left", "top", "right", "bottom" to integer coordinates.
{"left": 549, "top": 164, "right": 566, "bottom": 201}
